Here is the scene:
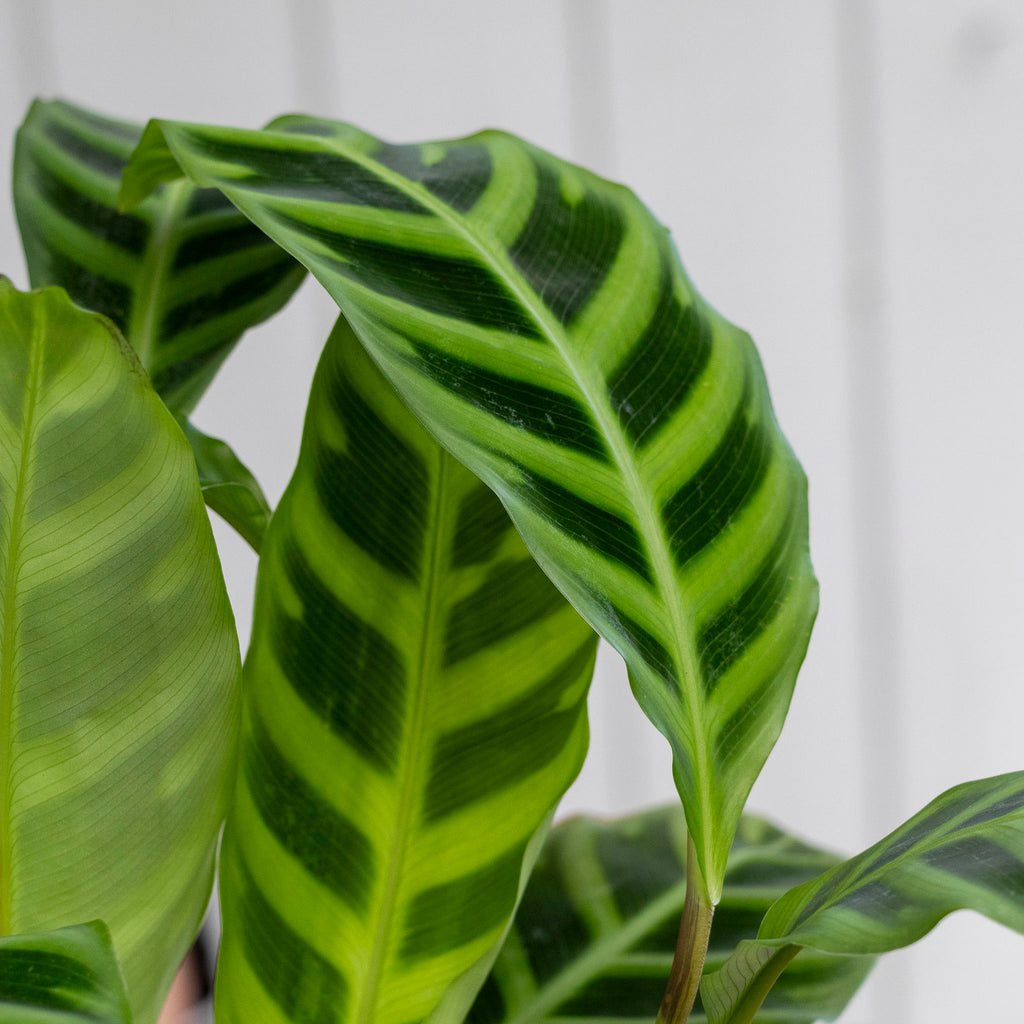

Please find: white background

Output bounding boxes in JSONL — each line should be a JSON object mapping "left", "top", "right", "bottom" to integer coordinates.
{"left": 3, "top": 3, "right": 1023, "bottom": 1021}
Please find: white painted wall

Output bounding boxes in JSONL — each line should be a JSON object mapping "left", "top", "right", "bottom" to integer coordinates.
{"left": 3, "top": 2, "right": 1023, "bottom": 1020}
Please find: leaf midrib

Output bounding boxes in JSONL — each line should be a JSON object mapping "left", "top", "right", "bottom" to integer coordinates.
{"left": 298, "top": 133, "right": 714, "bottom": 894}
{"left": 0, "top": 305, "right": 45, "bottom": 931}
{"left": 356, "top": 450, "right": 450, "bottom": 1023}
{"left": 128, "top": 178, "right": 190, "bottom": 373}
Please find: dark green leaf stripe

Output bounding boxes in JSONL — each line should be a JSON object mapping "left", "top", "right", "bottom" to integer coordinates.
{"left": 702, "top": 772, "right": 1024, "bottom": 1024}
{"left": 281, "top": 213, "right": 541, "bottom": 337}
{"left": 424, "top": 639, "right": 596, "bottom": 821}
{"left": 270, "top": 537, "right": 407, "bottom": 772}
{"left": 442, "top": 558, "right": 571, "bottom": 665}
{"left": 14, "top": 99, "right": 305, "bottom": 549}
{"left": 466, "top": 808, "right": 873, "bottom": 1024}
{"left": 0, "top": 281, "right": 239, "bottom": 1024}
{"left": 451, "top": 482, "right": 517, "bottom": 567}
{"left": 607, "top": 252, "right": 714, "bottom": 448}
{"left": 508, "top": 156, "right": 624, "bottom": 326}
{"left": 228, "top": 851, "right": 350, "bottom": 1023}
{"left": 243, "top": 714, "right": 375, "bottom": 912}
{"left": 122, "top": 117, "right": 817, "bottom": 900}
{"left": 407, "top": 340, "right": 609, "bottom": 460}
{"left": 215, "top": 316, "right": 596, "bottom": 1024}
{"left": 313, "top": 356, "right": 430, "bottom": 579}
{"left": 0, "top": 922, "right": 132, "bottom": 1024}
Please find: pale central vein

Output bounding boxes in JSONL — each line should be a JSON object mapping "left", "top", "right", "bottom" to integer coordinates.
{"left": 356, "top": 450, "right": 450, "bottom": 1022}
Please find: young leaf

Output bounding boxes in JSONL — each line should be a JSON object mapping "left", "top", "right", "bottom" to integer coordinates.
{"left": 467, "top": 809, "right": 873, "bottom": 1024}
{"left": 214, "top": 315, "right": 597, "bottom": 1024}
{"left": 121, "top": 117, "right": 817, "bottom": 902}
{"left": 0, "top": 921, "right": 132, "bottom": 1024}
{"left": 176, "top": 416, "right": 272, "bottom": 552}
{"left": 0, "top": 279, "right": 240, "bottom": 1024}
{"left": 702, "top": 771, "right": 1024, "bottom": 1023}
{"left": 14, "top": 99, "right": 305, "bottom": 547}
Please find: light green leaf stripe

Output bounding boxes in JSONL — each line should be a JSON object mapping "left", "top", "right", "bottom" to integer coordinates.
{"left": 467, "top": 809, "right": 872, "bottom": 1024}
{"left": 14, "top": 99, "right": 305, "bottom": 548}
{"left": 702, "top": 771, "right": 1024, "bottom": 1023}
{"left": 122, "top": 118, "right": 817, "bottom": 900}
{"left": 0, "top": 280, "right": 240, "bottom": 1024}
{"left": 215, "top": 315, "right": 596, "bottom": 1024}
{"left": 0, "top": 921, "right": 132, "bottom": 1024}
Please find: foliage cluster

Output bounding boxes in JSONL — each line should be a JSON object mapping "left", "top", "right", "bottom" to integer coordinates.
{"left": 2, "top": 100, "right": 1022, "bottom": 1024}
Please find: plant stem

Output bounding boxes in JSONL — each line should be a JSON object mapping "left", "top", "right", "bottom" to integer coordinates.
{"left": 656, "top": 835, "right": 715, "bottom": 1024}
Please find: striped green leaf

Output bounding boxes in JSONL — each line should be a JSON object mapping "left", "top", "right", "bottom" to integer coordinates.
{"left": 14, "top": 99, "right": 306, "bottom": 549}
{"left": 702, "top": 771, "right": 1024, "bottom": 1023}
{"left": 0, "top": 921, "right": 132, "bottom": 1024}
{"left": 121, "top": 117, "right": 817, "bottom": 901}
{"left": 467, "top": 808, "right": 872, "bottom": 1024}
{"left": 0, "top": 279, "right": 240, "bottom": 1024}
{"left": 215, "top": 313, "right": 597, "bottom": 1024}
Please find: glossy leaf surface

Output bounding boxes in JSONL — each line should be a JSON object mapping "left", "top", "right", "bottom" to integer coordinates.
{"left": 122, "top": 116, "right": 817, "bottom": 900}
{"left": 215, "top": 315, "right": 596, "bottom": 1024}
{"left": 703, "top": 772, "right": 1024, "bottom": 1023}
{"left": 0, "top": 921, "right": 132, "bottom": 1024}
{"left": 14, "top": 99, "right": 304, "bottom": 547}
{"left": 0, "top": 280, "right": 240, "bottom": 1024}
{"left": 468, "top": 808, "right": 872, "bottom": 1024}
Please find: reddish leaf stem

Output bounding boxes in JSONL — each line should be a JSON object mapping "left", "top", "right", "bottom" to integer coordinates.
{"left": 657, "top": 835, "right": 715, "bottom": 1024}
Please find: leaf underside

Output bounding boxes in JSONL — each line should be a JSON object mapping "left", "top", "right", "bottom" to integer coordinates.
{"left": 0, "top": 921, "right": 133, "bottom": 1024}
{"left": 14, "top": 99, "right": 306, "bottom": 548}
{"left": 215, "top": 315, "right": 597, "bottom": 1024}
{"left": 468, "top": 808, "right": 873, "bottom": 1024}
{"left": 703, "top": 771, "right": 1024, "bottom": 1023}
{"left": 0, "top": 280, "right": 240, "bottom": 1024}
{"left": 122, "top": 115, "right": 818, "bottom": 899}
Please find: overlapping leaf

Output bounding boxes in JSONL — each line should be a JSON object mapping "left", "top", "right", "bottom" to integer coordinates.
{"left": 14, "top": 99, "right": 306, "bottom": 547}
{"left": 121, "top": 117, "right": 818, "bottom": 901}
{"left": 0, "top": 922, "right": 132, "bottom": 1024}
{"left": 0, "top": 280, "right": 240, "bottom": 1024}
{"left": 467, "top": 808, "right": 872, "bottom": 1024}
{"left": 702, "top": 772, "right": 1024, "bottom": 1023}
{"left": 215, "top": 315, "right": 596, "bottom": 1024}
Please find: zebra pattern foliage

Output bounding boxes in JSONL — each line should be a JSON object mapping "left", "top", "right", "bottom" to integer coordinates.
{"left": 122, "top": 116, "right": 818, "bottom": 901}
{"left": 0, "top": 922, "right": 131, "bottom": 1024}
{"left": 702, "top": 771, "right": 1024, "bottom": 1023}
{"left": 14, "top": 99, "right": 306, "bottom": 549}
{"left": 215, "top": 314, "right": 597, "bottom": 1024}
{"left": 0, "top": 280, "right": 240, "bottom": 1024}
{"left": 467, "top": 808, "right": 873, "bottom": 1024}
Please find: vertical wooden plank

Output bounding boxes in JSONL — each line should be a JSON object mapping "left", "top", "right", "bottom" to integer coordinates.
{"left": 328, "top": 0, "right": 573, "bottom": 148}
{"left": 834, "top": 2, "right": 909, "bottom": 1017}
{"left": 874, "top": 2, "right": 1024, "bottom": 1020}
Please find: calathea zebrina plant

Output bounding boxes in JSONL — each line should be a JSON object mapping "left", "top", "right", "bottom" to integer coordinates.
{"left": 1, "top": 98, "right": 1021, "bottom": 1024}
